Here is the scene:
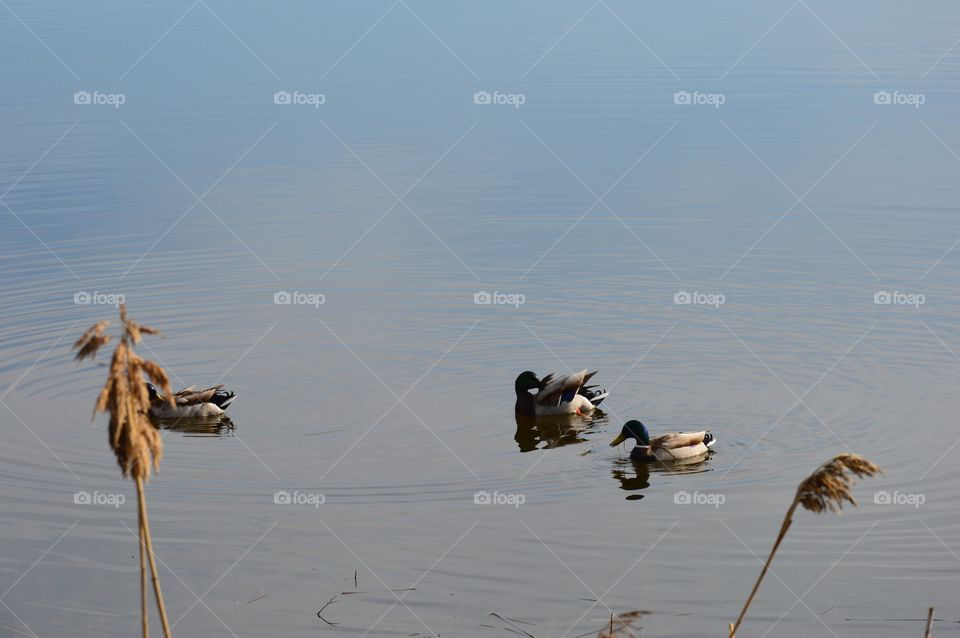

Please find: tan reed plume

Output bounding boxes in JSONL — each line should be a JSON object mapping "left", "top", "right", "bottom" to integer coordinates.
{"left": 729, "top": 453, "right": 881, "bottom": 637}
{"left": 74, "top": 304, "right": 175, "bottom": 637}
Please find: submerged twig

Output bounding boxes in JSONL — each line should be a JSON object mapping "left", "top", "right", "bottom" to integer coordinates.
{"left": 317, "top": 596, "right": 339, "bottom": 628}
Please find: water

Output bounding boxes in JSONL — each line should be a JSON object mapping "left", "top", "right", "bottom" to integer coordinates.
{"left": 2, "top": 1, "right": 959, "bottom": 636}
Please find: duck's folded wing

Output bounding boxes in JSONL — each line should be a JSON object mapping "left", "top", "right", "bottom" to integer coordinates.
{"left": 651, "top": 431, "right": 707, "bottom": 450}
{"left": 535, "top": 369, "right": 597, "bottom": 406}
{"left": 174, "top": 385, "right": 225, "bottom": 405}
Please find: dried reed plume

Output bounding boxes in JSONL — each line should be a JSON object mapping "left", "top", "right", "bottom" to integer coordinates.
{"left": 74, "top": 304, "right": 174, "bottom": 637}
{"left": 729, "top": 453, "right": 881, "bottom": 637}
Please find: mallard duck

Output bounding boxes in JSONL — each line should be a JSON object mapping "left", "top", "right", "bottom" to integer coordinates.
{"left": 610, "top": 420, "right": 714, "bottom": 462}
{"left": 146, "top": 383, "right": 237, "bottom": 418}
{"left": 514, "top": 370, "right": 608, "bottom": 417}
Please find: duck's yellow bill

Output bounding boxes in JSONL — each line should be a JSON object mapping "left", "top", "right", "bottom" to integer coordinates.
{"left": 609, "top": 433, "right": 626, "bottom": 447}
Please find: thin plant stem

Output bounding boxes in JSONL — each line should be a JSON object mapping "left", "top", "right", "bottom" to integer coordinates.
{"left": 730, "top": 498, "right": 800, "bottom": 637}
{"left": 925, "top": 607, "right": 934, "bottom": 638}
{"left": 140, "top": 518, "right": 149, "bottom": 638}
{"left": 137, "top": 477, "right": 172, "bottom": 637}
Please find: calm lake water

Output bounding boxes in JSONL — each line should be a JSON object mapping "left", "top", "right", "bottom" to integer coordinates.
{"left": 2, "top": 2, "right": 960, "bottom": 636}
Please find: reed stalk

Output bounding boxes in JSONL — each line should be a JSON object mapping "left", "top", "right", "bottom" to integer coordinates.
{"left": 729, "top": 454, "right": 881, "bottom": 637}
{"left": 140, "top": 518, "right": 148, "bottom": 638}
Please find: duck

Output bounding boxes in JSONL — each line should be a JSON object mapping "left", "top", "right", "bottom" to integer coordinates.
{"left": 146, "top": 383, "right": 237, "bottom": 418}
{"left": 514, "top": 369, "right": 608, "bottom": 417}
{"left": 610, "top": 420, "right": 714, "bottom": 462}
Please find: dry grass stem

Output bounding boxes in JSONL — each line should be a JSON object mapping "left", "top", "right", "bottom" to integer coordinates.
{"left": 730, "top": 454, "right": 881, "bottom": 637}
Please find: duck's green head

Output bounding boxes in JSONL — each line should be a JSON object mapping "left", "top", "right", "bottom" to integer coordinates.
{"left": 515, "top": 371, "right": 540, "bottom": 395}
{"left": 610, "top": 420, "right": 649, "bottom": 447}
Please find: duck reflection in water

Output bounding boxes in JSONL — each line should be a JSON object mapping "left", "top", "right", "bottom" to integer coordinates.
{"left": 150, "top": 414, "right": 236, "bottom": 437}
{"left": 612, "top": 445, "right": 715, "bottom": 501}
{"left": 514, "top": 412, "right": 608, "bottom": 452}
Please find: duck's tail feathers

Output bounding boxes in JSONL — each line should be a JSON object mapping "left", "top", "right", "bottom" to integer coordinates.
{"left": 210, "top": 390, "right": 237, "bottom": 410}
{"left": 703, "top": 432, "right": 715, "bottom": 448}
{"left": 580, "top": 385, "right": 608, "bottom": 406}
